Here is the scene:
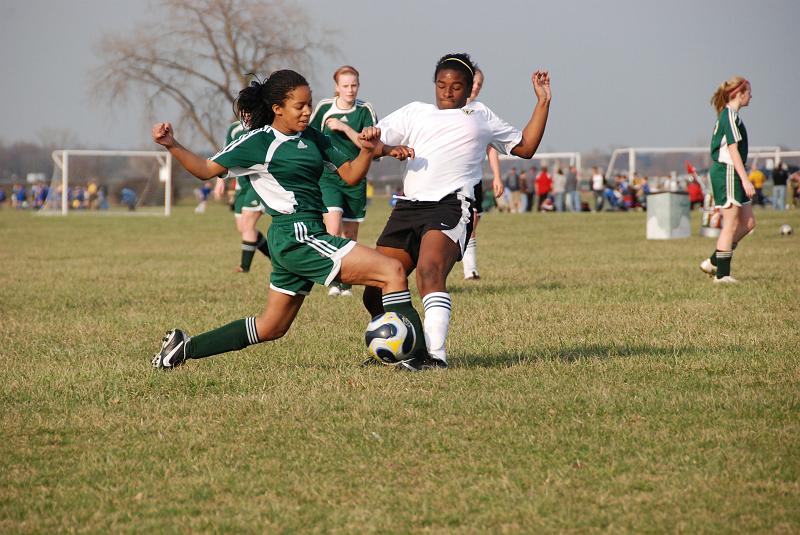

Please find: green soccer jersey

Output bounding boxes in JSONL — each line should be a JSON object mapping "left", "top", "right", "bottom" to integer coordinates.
{"left": 309, "top": 98, "right": 377, "bottom": 160}
{"left": 710, "top": 106, "right": 748, "bottom": 166}
{"left": 211, "top": 126, "right": 349, "bottom": 217}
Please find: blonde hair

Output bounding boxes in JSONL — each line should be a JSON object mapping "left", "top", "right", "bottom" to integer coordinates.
{"left": 711, "top": 76, "right": 749, "bottom": 114}
{"left": 333, "top": 65, "right": 359, "bottom": 97}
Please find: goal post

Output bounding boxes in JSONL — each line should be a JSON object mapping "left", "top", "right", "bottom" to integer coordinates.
{"left": 44, "top": 149, "right": 172, "bottom": 216}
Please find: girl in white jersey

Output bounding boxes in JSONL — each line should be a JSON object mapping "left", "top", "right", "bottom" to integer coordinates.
{"left": 363, "top": 53, "right": 551, "bottom": 371}
{"left": 150, "top": 70, "right": 427, "bottom": 370}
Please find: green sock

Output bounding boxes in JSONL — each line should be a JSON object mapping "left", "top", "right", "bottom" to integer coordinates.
{"left": 255, "top": 231, "right": 271, "bottom": 259}
{"left": 381, "top": 290, "right": 428, "bottom": 358}
{"left": 715, "top": 251, "right": 732, "bottom": 278}
{"left": 710, "top": 250, "right": 718, "bottom": 267}
{"left": 240, "top": 240, "right": 257, "bottom": 271}
{"left": 185, "top": 317, "right": 259, "bottom": 359}
{"left": 339, "top": 282, "right": 352, "bottom": 291}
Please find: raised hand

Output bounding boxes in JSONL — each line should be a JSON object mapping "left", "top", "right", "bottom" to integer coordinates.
{"left": 532, "top": 70, "right": 551, "bottom": 103}
{"left": 152, "top": 122, "right": 175, "bottom": 148}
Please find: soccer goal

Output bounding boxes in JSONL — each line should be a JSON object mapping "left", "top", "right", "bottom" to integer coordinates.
{"left": 41, "top": 150, "right": 172, "bottom": 216}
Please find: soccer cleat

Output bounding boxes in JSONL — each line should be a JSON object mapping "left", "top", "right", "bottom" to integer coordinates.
{"left": 339, "top": 288, "right": 353, "bottom": 297}
{"left": 713, "top": 275, "right": 738, "bottom": 284}
{"left": 235, "top": 266, "right": 249, "bottom": 273}
{"left": 464, "top": 271, "right": 481, "bottom": 281}
{"left": 396, "top": 354, "right": 448, "bottom": 372}
{"left": 328, "top": 285, "right": 341, "bottom": 297}
{"left": 699, "top": 258, "right": 717, "bottom": 276}
{"left": 152, "top": 329, "right": 189, "bottom": 369}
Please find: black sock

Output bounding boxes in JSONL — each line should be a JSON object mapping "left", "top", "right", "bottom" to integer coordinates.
{"left": 240, "top": 240, "right": 257, "bottom": 271}
{"left": 716, "top": 251, "right": 732, "bottom": 278}
{"left": 255, "top": 231, "right": 271, "bottom": 259}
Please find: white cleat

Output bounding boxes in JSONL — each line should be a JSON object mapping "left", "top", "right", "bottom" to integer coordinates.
{"left": 339, "top": 288, "right": 353, "bottom": 297}
{"left": 713, "top": 276, "right": 738, "bottom": 284}
{"left": 328, "top": 285, "right": 341, "bottom": 297}
{"left": 699, "top": 258, "right": 717, "bottom": 277}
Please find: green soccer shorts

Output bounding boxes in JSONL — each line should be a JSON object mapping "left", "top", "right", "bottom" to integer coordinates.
{"left": 234, "top": 178, "right": 265, "bottom": 215}
{"left": 711, "top": 162, "right": 751, "bottom": 209}
{"left": 267, "top": 215, "right": 356, "bottom": 296}
{"left": 319, "top": 171, "right": 367, "bottom": 222}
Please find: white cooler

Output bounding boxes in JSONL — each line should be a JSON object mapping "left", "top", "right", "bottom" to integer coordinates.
{"left": 646, "top": 192, "right": 690, "bottom": 240}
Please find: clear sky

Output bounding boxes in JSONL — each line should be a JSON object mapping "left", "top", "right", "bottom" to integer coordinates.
{"left": 1, "top": 0, "right": 798, "bottom": 153}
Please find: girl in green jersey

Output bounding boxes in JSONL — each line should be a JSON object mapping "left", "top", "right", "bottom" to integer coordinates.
{"left": 150, "top": 70, "right": 425, "bottom": 369}
{"left": 700, "top": 76, "right": 756, "bottom": 284}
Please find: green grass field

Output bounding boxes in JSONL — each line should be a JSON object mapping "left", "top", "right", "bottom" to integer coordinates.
{"left": 2, "top": 200, "right": 798, "bottom": 533}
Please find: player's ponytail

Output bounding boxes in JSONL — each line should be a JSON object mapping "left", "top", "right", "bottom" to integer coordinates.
{"left": 234, "top": 70, "right": 309, "bottom": 130}
{"left": 711, "top": 76, "right": 749, "bottom": 114}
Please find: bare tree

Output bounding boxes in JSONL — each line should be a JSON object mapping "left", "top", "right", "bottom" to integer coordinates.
{"left": 93, "top": 0, "right": 338, "bottom": 149}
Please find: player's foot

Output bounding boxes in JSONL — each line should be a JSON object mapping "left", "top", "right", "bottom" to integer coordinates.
{"left": 339, "top": 288, "right": 353, "bottom": 297}
{"left": 152, "top": 329, "right": 189, "bottom": 369}
{"left": 397, "top": 354, "right": 448, "bottom": 372}
{"left": 464, "top": 271, "right": 481, "bottom": 280}
{"left": 328, "top": 285, "right": 341, "bottom": 297}
{"left": 699, "top": 258, "right": 716, "bottom": 276}
{"left": 235, "top": 266, "right": 249, "bottom": 273}
{"left": 713, "top": 275, "right": 738, "bottom": 284}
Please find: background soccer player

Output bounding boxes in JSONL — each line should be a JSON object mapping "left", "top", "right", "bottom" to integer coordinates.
{"left": 310, "top": 65, "right": 377, "bottom": 297}
{"left": 700, "top": 76, "right": 756, "bottom": 284}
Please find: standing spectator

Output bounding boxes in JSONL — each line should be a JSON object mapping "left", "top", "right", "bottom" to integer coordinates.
{"left": 12, "top": 183, "right": 26, "bottom": 209}
{"left": 771, "top": 162, "right": 789, "bottom": 210}
{"left": 0, "top": 188, "right": 6, "bottom": 207}
{"left": 552, "top": 166, "right": 566, "bottom": 211}
{"left": 120, "top": 187, "right": 137, "bottom": 211}
{"left": 195, "top": 182, "right": 212, "bottom": 213}
{"left": 749, "top": 165, "right": 765, "bottom": 206}
{"left": 518, "top": 169, "right": 529, "bottom": 213}
{"left": 591, "top": 167, "right": 605, "bottom": 211}
{"left": 535, "top": 166, "right": 552, "bottom": 211}
{"left": 504, "top": 166, "right": 521, "bottom": 213}
{"left": 687, "top": 178, "right": 704, "bottom": 210}
{"left": 525, "top": 166, "right": 537, "bottom": 211}
{"left": 565, "top": 165, "right": 580, "bottom": 212}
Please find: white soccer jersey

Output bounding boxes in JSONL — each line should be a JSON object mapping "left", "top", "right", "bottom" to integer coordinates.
{"left": 378, "top": 101, "right": 522, "bottom": 201}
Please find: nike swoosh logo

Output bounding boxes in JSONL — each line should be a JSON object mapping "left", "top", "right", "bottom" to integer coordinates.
{"left": 162, "top": 343, "right": 183, "bottom": 367}
{"left": 440, "top": 222, "right": 448, "bottom": 227}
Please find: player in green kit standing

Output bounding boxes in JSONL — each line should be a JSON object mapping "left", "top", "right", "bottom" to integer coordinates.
{"left": 310, "top": 65, "right": 377, "bottom": 297}
{"left": 151, "top": 70, "right": 429, "bottom": 369}
{"left": 699, "top": 76, "right": 756, "bottom": 284}
{"left": 214, "top": 110, "right": 272, "bottom": 273}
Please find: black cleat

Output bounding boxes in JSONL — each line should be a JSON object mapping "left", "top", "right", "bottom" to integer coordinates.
{"left": 396, "top": 355, "right": 448, "bottom": 372}
{"left": 151, "top": 329, "right": 189, "bottom": 369}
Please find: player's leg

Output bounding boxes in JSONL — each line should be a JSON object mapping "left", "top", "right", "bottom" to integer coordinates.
{"left": 337, "top": 186, "right": 366, "bottom": 296}
{"left": 237, "top": 208, "right": 261, "bottom": 272}
{"left": 361, "top": 245, "right": 415, "bottom": 318}
{"left": 152, "top": 289, "right": 305, "bottom": 369}
{"left": 462, "top": 211, "right": 480, "bottom": 280}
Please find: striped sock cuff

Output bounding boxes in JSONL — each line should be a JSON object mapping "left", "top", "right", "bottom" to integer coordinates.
{"left": 423, "top": 292, "right": 451, "bottom": 312}
{"left": 383, "top": 290, "right": 411, "bottom": 307}
{"left": 467, "top": 238, "right": 477, "bottom": 249}
{"left": 241, "top": 241, "right": 257, "bottom": 252}
{"left": 245, "top": 316, "right": 259, "bottom": 345}
{"left": 716, "top": 251, "right": 733, "bottom": 259}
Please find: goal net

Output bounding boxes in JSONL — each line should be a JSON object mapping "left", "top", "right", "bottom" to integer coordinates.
{"left": 41, "top": 150, "right": 172, "bottom": 216}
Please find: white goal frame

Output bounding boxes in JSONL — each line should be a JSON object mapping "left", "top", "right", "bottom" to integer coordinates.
{"left": 49, "top": 149, "right": 172, "bottom": 216}
{"left": 604, "top": 146, "right": 789, "bottom": 180}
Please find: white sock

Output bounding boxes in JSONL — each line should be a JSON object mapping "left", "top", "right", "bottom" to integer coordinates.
{"left": 422, "top": 292, "right": 451, "bottom": 362}
{"left": 462, "top": 238, "right": 478, "bottom": 277}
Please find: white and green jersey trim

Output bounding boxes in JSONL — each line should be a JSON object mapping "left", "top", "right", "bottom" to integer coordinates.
{"left": 211, "top": 125, "right": 349, "bottom": 217}
{"left": 710, "top": 106, "right": 748, "bottom": 166}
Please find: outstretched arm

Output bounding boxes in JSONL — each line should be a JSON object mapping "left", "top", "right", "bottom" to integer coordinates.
{"left": 510, "top": 71, "right": 551, "bottom": 159}
{"left": 337, "top": 127, "right": 382, "bottom": 186}
{"left": 326, "top": 118, "right": 362, "bottom": 148}
{"left": 152, "top": 122, "right": 226, "bottom": 180}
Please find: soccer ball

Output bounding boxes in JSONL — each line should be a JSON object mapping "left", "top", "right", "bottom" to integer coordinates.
{"left": 365, "top": 312, "right": 416, "bottom": 364}
{"left": 780, "top": 224, "right": 793, "bottom": 236}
